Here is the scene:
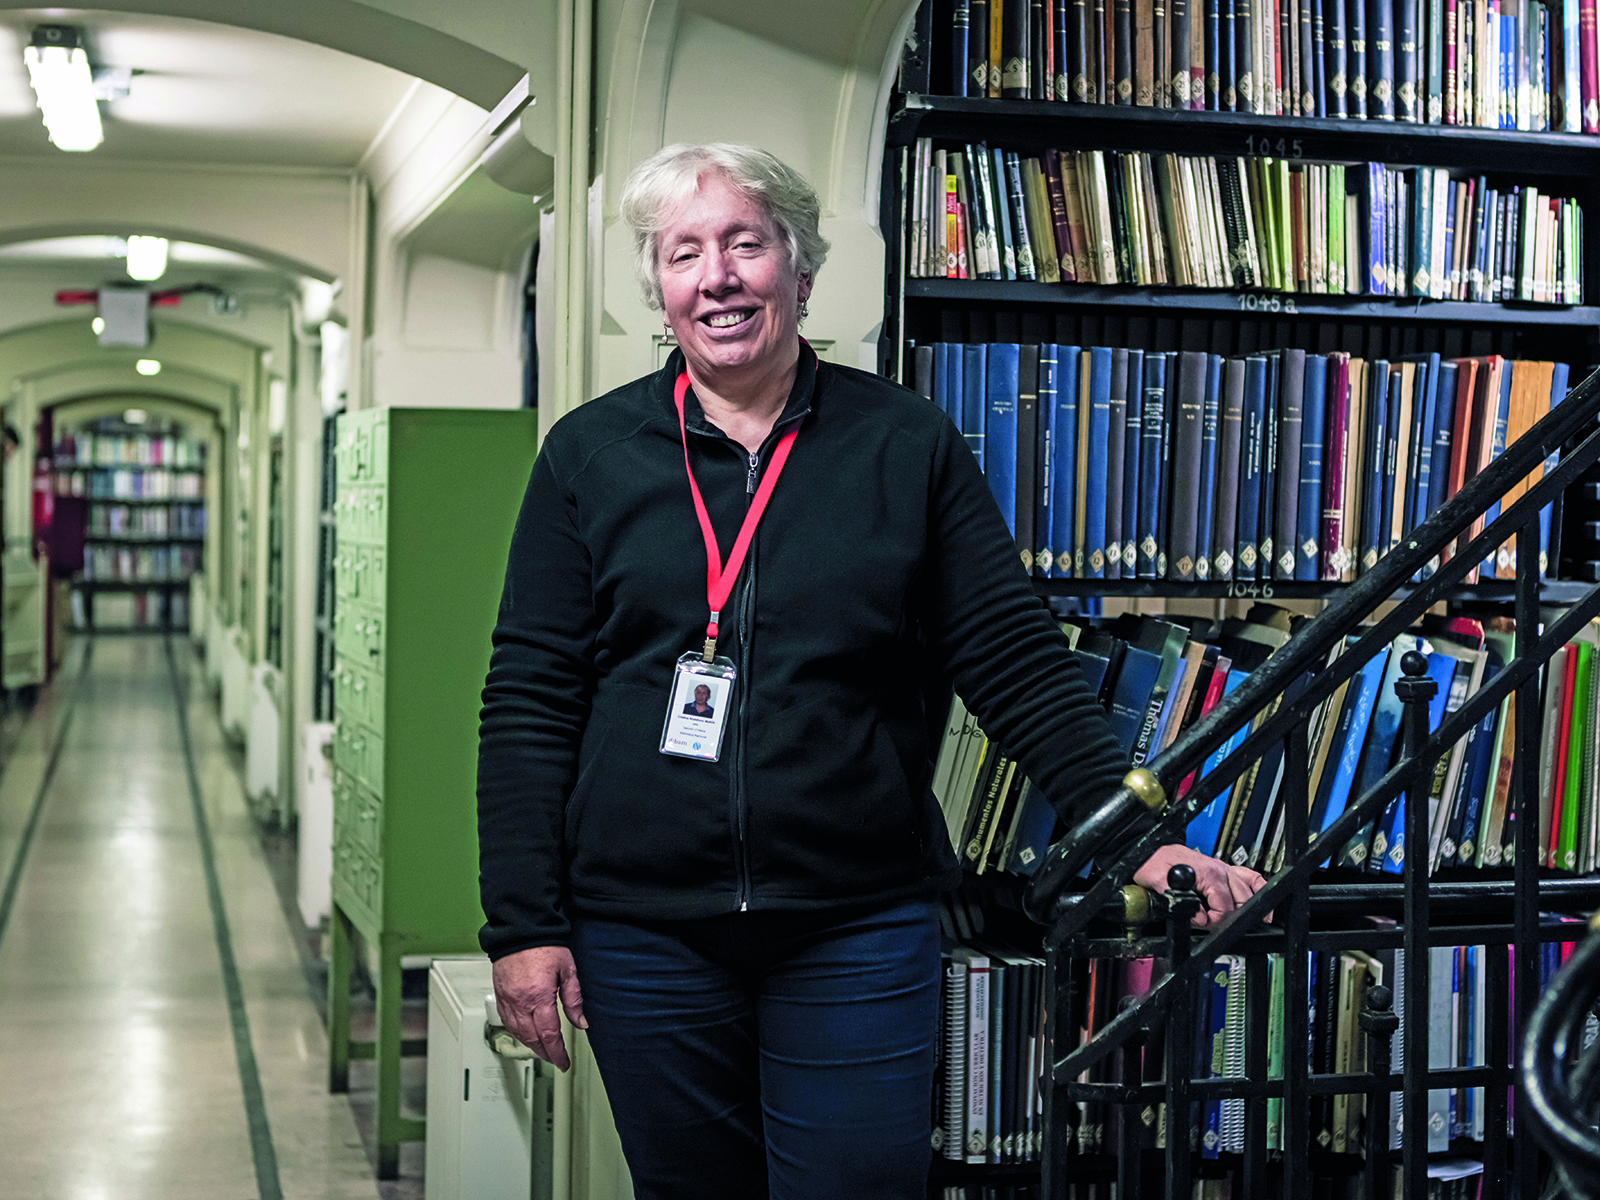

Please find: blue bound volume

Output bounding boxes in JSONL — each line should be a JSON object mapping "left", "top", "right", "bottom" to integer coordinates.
{"left": 1312, "top": 646, "right": 1392, "bottom": 852}
{"left": 1334, "top": 638, "right": 1418, "bottom": 868}
{"left": 1084, "top": 346, "right": 1114, "bottom": 578}
{"left": 1105, "top": 643, "right": 1163, "bottom": 755}
{"left": 1426, "top": 360, "right": 1459, "bottom": 520}
{"left": 961, "top": 343, "right": 988, "bottom": 471}
{"left": 1405, "top": 354, "right": 1442, "bottom": 544}
{"left": 1194, "top": 355, "right": 1222, "bottom": 580}
{"left": 1296, "top": 355, "right": 1328, "bottom": 580}
{"left": 1036, "top": 345, "right": 1058, "bottom": 576}
{"left": 985, "top": 343, "right": 1021, "bottom": 534}
{"left": 1358, "top": 361, "right": 1390, "bottom": 574}
{"left": 1236, "top": 355, "right": 1268, "bottom": 580}
{"left": 1137, "top": 353, "right": 1168, "bottom": 579}
{"left": 1373, "top": 647, "right": 1457, "bottom": 874}
{"left": 1105, "top": 350, "right": 1129, "bottom": 579}
{"left": 1186, "top": 667, "right": 1251, "bottom": 853}
{"left": 1122, "top": 349, "right": 1145, "bottom": 574}
{"left": 1051, "top": 345, "right": 1082, "bottom": 578}
{"left": 1380, "top": 370, "right": 1401, "bottom": 557}
{"left": 1541, "top": 363, "right": 1571, "bottom": 576}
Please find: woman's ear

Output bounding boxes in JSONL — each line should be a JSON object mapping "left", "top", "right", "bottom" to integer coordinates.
{"left": 797, "top": 272, "right": 814, "bottom": 304}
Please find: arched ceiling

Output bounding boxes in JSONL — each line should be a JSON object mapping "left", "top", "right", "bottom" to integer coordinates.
{"left": 0, "top": 9, "right": 422, "bottom": 166}
{"left": 0, "top": 1, "right": 523, "bottom": 111}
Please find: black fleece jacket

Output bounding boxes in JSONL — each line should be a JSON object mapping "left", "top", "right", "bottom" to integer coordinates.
{"left": 475, "top": 348, "right": 1130, "bottom": 960}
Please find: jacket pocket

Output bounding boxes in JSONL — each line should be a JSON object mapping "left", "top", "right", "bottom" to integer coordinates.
{"left": 564, "top": 683, "right": 737, "bottom": 901}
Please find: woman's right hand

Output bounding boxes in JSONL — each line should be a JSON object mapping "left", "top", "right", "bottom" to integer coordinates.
{"left": 492, "top": 945, "right": 588, "bottom": 1071}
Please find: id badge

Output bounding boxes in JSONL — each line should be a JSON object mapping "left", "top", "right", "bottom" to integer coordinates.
{"left": 659, "top": 653, "right": 737, "bottom": 762}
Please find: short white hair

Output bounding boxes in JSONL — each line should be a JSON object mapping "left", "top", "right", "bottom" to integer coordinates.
{"left": 619, "top": 143, "right": 830, "bottom": 311}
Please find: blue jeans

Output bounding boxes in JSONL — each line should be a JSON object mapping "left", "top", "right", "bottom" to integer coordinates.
{"left": 568, "top": 899, "right": 941, "bottom": 1200}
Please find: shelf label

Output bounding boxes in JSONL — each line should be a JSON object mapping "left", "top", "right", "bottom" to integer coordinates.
{"left": 1234, "top": 294, "right": 1299, "bottom": 313}
{"left": 1244, "top": 135, "right": 1306, "bottom": 158}
{"left": 1227, "top": 581, "right": 1276, "bottom": 599}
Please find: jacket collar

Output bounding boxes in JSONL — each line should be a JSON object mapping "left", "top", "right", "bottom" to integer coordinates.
{"left": 660, "top": 340, "right": 820, "bottom": 439}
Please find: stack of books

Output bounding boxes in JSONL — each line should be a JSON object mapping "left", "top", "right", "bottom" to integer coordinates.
{"left": 906, "top": 0, "right": 1600, "bottom": 132}
{"left": 912, "top": 342, "right": 1570, "bottom": 583}
{"left": 908, "top": 142, "right": 1585, "bottom": 303}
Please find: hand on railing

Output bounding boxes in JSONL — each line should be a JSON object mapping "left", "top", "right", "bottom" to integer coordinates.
{"left": 1132, "top": 844, "right": 1268, "bottom": 930}
{"left": 1522, "top": 909, "right": 1600, "bottom": 1200}
{"left": 1022, "top": 766, "right": 1268, "bottom": 928}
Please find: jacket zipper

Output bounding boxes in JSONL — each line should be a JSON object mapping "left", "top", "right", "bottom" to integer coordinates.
{"left": 687, "top": 408, "right": 809, "bottom": 914}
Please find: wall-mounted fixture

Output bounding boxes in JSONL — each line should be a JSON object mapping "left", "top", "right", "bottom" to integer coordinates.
{"left": 24, "top": 26, "right": 102, "bottom": 152}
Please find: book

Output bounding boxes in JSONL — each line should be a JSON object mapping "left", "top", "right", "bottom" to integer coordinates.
{"left": 1105, "top": 349, "right": 1129, "bottom": 578}
{"left": 1084, "top": 346, "right": 1114, "bottom": 577}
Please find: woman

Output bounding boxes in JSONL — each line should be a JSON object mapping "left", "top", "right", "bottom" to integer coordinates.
{"left": 478, "top": 143, "right": 1264, "bottom": 1199}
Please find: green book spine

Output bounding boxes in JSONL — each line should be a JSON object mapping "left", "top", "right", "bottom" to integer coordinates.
{"left": 1328, "top": 163, "right": 1345, "bottom": 293}
{"left": 1275, "top": 160, "right": 1294, "bottom": 292}
{"left": 1426, "top": 0, "right": 1445, "bottom": 121}
{"left": 1558, "top": 641, "right": 1593, "bottom": 869}
{"left": 1266, "top": 953, "right": 1285, "bottom": 1150}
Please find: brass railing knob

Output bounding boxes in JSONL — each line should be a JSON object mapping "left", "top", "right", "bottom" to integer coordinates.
{"left": 1124, "top": 767, "right": 1166, "bottom": 812}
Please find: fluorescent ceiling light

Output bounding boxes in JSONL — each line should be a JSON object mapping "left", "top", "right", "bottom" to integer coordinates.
{"left": 134, "top": 359, "right": 160, "bottom": 376}
{"left": 91, "top": 316, "right": 104, "bottom": 335}
{"left": 125, "top": 236, "right": 168, "bottom": 282}
{"left": 123, "top": 409, "right": 147, "bottom": 424}
{"left": 24, "top": 37, "right": 103, "bottom": 152}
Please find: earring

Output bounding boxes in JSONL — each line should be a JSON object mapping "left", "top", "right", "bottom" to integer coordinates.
{"left": 797, "top": 300, "right": 809, "bottom": 326}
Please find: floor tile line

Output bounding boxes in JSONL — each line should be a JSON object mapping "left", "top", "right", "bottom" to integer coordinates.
{"left": 0, "top": 640, "right": 94, "bottom": 953}
{"left": 164, "top": 636, "right": 285, "bottom": 1200}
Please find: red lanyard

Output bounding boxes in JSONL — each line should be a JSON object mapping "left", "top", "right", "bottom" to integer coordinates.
{"left": 674, "top": 371, "right": 799, "bottom": 661}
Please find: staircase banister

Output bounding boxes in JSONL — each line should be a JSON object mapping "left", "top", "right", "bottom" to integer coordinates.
{"left": 1048, "top": 585, "right": 1600, "bottom": 1080}
{"left": 1023, "top": 367, "right": 1600, "bottom": 928}
{"left": 1522, "top": 911, "right": 1600, "bottom": 1198}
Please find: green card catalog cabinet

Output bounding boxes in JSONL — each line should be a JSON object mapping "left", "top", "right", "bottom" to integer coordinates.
{"left": 327, "top": 407, "right": 538, "bottom": 1178}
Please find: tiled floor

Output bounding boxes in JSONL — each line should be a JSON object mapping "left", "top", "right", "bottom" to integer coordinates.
{"left": 0, "top": 636, "right": 386, "bottom": 1200}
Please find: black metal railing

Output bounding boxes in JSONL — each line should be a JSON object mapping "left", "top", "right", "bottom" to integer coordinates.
{"left": 1025, "top": 363, "right": 1600, "bottom": 1200}
{"left": 1522, "top": 911, "right": 1600, "bottom": 1200}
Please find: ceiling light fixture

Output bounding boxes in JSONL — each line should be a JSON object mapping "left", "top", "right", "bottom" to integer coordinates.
{"left": 125, "top": 236, "right": 168, "bottom": 282}
{"left": 91, "top": 316, "right": 104, "bottom": 335}
{"left": 24, "top": 27, "right": 103, "bottom": 152}
{"left": 134, "top": 359, "right": 160, "bottom": 376}
{"left": 123, "top": 409, "right": 147, "bottom": 424}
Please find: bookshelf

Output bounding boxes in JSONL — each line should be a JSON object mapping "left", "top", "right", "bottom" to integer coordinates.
{"left": 50, "top": 418, "right": 208, "bottom": 633}
{"left": 885, "top": 16, "right": 1600, "bottom": 1193}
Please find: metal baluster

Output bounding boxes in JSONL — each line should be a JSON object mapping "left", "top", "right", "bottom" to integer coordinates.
{"left": 1360, "top": 984, "right": 1400, "bottom": 1200}
{"left": 1483, "top": 942, "right": 1510, "bottom": 1197}
{"left": 1396, "top": 649, "right": 1438, "bottom": 1200}
{"left": 1514, "top": 519, "right": 1543, "bottom": 1200}
{"left": 1163, "top": 864, "right": 1203, "bottom": 1200}
{"left": 1119, "top": 1006, "right": 1146, "bottom": 1200}
{"left": 1043, "top": 947, "right": 1072, "bottom": 1200}
{"left": 1281, "top": 724, "right": 1313, "bottom": 1200}
{"left": 1242, "top": 951, "right": 1270, "bottom": 1198}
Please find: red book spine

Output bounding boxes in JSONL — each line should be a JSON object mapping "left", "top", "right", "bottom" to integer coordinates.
{"left": 1582, "top": 0, "right": 1599, "bottom": 131}
{"left": 1320, "top": 356, "right": 1351, "bottom": 580}
{"left": 1444, "top": 0, "right": 1459, "bottom": 123}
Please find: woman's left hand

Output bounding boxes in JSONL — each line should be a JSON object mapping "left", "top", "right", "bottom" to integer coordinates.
{"left": 1132, "top": 844, "right": 1271, "bottom": 929}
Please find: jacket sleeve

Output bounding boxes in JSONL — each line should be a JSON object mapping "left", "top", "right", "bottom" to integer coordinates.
{"left": 477, "top": 442, "right": 598, "bottom": 959}
{"left": 915, "top": 417, "right": 1137, "bottom": 839}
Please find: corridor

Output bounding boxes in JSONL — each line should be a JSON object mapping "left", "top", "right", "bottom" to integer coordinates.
{"left": 0, "top": 636, "right": 380, "bottom": 1200}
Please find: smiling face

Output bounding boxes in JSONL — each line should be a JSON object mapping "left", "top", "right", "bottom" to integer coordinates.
{"left": 657, "top": 172, "right": 811, "bottom": 386}
{"left": 693, "top": 685, "right": 710, "bottom": 706}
